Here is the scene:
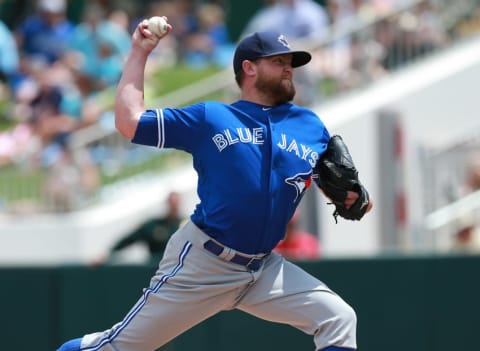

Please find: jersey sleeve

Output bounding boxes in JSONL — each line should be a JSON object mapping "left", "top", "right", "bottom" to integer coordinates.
{"left": 131, "top": 103, "right": 205, "bottom": 152}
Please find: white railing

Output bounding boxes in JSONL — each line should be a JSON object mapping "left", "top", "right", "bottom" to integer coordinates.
{"left": 421, "top": 125, "right": 480, "bottom": 251}
{"left": 425, "top": 189, "right": 480, "bottom": 231}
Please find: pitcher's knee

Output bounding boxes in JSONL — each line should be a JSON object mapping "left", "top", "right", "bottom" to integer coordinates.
{"left": 315, "top": 301, "right": 357, "bottom": 349}
{"left": 336, "top": 302, "right": 357, "bottom": 336}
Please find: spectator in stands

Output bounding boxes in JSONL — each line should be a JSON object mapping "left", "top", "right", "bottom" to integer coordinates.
{"left": 241, "top": 0, "right": 329, "bottom": 40}
{"left": 413, "top": 0, "right": 448, "bottom": 54}
{"left": 449, "top": 153, "right": 480, "bottom": 201}
{"left": 54, "top": 4, "right": 132, "bottom": 131}
{"left": 450, "top": 154, "right": 480, "bottom": 253}
{"left": 6, "top": 59, "right": 83, "bottom": 172}
{"left": 274, "top": 210, "right": 321, "bottom": 260}
{"left": 0, "top": 20, "right": 21, "bottom": 166}
{"left": 146, "top": 0, "right": 199, "bottom": 64}
{"left": 14, "top": 0, "right": 74, "bottom": 64}
{"left": 351, "top": 0, "right": 399, "bottom": 22}
{"left": 66, "top": 3, "right": 131, "bottom": 94}
{"left": 182, "top": 3, "right": 234, "bottom": 69}
{"left": 0, "top": 19, "right": 19, "bottom": 88}
{"left": 24, "top": 67, "right": 78, "bottom": 146}
{"left": 13, "top": 0, "right": 75, "bottom": 79}
{"left": 93, "top": 191, "right": 184, "bottom": 264}
{"left": 375, "top": 0, "right": 447, "bottom": 71}
{"left": 241, "top": 0, "right": 330, "bottom": 105}
{"left": 451, "top": 213, "right": 480, "bottom": 254}
{"left": 141, "top": 1, "right": 180, "bottom": 72}
{"left": 0, "top": 120, "right": 34, "bottom": 168}
{"left": 464, "top": 155, "right": 480, "bottom": 193}
{"left": 44, "top": 137, "right": 100, "bottom": 212}
{"left": 11, "top": 0, "right": 79, "bottom": 136}
{"left": 314, "top": 0, "right": 357, "bottom": 92}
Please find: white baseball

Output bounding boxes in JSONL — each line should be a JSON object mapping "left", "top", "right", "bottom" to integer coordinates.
{"left": 148, "top": 16, "right": 168, "bottom": 37}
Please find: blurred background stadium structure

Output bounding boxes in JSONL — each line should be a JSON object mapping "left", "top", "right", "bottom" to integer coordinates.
{"left": 1, "top": 0, "right": 480, "bottom": 263}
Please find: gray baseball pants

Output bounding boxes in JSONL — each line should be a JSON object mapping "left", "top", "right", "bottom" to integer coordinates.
{"left": 78, "top": 220, "right": 357, "bottom": 350}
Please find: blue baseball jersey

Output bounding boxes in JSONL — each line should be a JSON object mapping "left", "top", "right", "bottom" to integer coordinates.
{"left": 132, "top": 100, "right": 330, "bottom": 254}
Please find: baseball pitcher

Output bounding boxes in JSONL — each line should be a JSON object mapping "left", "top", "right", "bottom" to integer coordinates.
{"left": 57, "top": 16, "right": 372, "bottom": 351}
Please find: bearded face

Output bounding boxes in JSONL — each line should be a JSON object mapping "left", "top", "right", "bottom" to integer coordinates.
{"left": 254, "top": 63, "right": 296, "bottom": 105}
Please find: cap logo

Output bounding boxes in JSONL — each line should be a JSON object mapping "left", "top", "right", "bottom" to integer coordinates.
{"left": 277, "top": 34, "right": 290, "bottom": 49}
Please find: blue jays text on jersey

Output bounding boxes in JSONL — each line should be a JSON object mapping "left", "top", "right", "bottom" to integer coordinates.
{"left": 132, "top": 100, "right": 330, "bottom": 255}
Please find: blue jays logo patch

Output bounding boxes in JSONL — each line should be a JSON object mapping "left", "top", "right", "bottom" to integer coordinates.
{"left": 285, "top": 171, "right": 312, "bottom": 202}
{"left": 278, "top": 34, "right": 291, "bottom": 49}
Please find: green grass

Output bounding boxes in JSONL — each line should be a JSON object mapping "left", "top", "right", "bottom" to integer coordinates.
{"left": 0, "top": 94, "right": 15, "bottom": 131}
{"left": 0, "top": 150, "right": 191, "bottom": 212}
{"left": 150, "top": 65, "right": 222, "bottom": 95}
{"left": 0, "top": 118, "right": 14, "bottom": 131}
{"left": 0, "top": 165, "right": 48, "bottom": 210}
{"left": 99, "top": 149, "right": 190, "bottom": 186}
{"left": 91, "top": 65, "right": 224, "bottom": 111}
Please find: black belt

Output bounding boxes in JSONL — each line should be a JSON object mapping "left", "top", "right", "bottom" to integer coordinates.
{"left": 203, "top": 240, "right": 264, "bottom": 271}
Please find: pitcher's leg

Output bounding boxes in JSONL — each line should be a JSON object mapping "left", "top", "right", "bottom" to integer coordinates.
{"left": 238, "top": 254, "right": 357, "bottom": 350}
{"left": 58, "top": 241, "right": 214, "bottom": 351}
{"left": 58, "top": 223, "right": 254, "bottom": 351}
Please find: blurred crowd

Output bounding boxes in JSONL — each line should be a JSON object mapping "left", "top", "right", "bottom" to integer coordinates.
{"left": 0, "top": 0, "right": 234, "bottom": 212}
{"left": 240, "top": 0, "right": 451, "bottom": 104}
{"left": 0, "top": 0, "right": 477, "bottom": 213}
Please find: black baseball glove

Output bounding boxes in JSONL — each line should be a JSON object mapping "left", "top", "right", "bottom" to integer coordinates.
{"left": 313, "top": 135, "right": 370, "bottom": 223}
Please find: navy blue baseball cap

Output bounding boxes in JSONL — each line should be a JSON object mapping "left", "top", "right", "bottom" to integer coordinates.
{"left": 233, "top": 31, "right": 312, "bottom": 74}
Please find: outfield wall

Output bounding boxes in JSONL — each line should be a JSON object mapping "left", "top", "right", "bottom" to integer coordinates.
{"left": 2, "top": 255, "right": 479, "bottom": 351}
